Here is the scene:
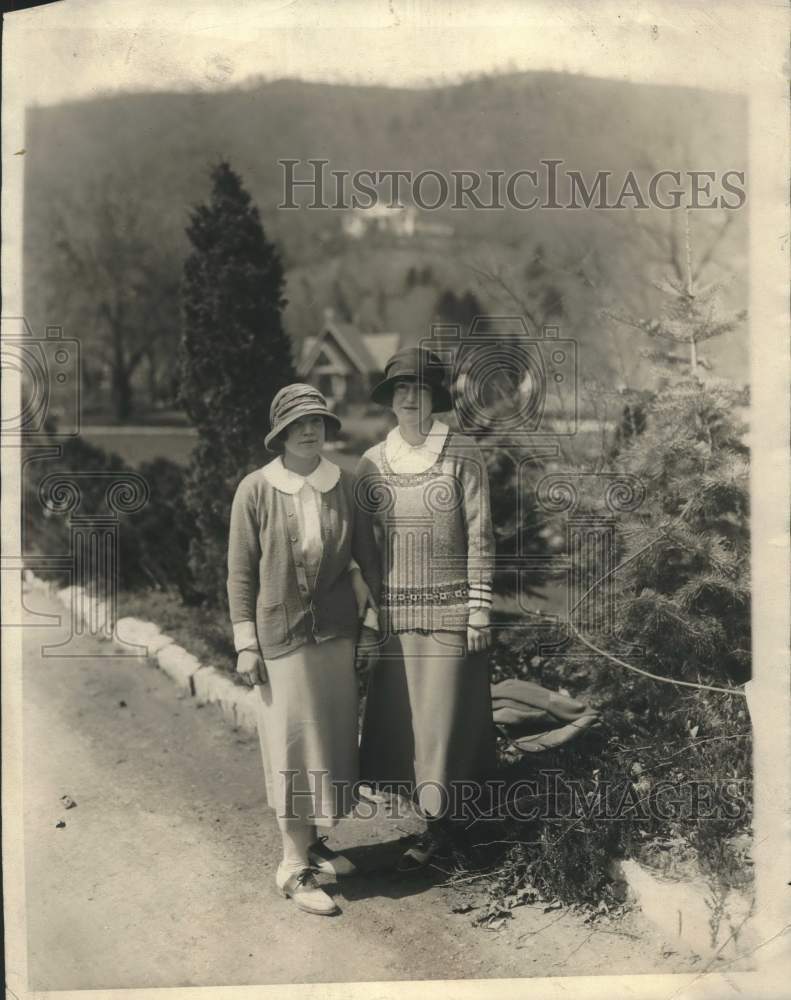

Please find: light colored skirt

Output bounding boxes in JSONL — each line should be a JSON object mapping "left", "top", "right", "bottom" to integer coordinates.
{"left": 359, "top": 631, "right": 497, "bottom": 817}
{"left": 254, "top": 637, "right": 358, "bottom": 830}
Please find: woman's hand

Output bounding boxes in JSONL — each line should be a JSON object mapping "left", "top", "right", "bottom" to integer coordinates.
{"left": 467, "top": 608, "right": 492, "bottom": 654}
{"left": 355, "top": 625, "right": 380, "bottom": 673}
{"left": 350, "top": 567, "right": 379, "bottom": 621}
{"left": 236, "top": 648, "right": 267, "bottom": 686}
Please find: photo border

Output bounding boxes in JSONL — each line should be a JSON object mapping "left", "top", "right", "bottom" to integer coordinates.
{"left": 2, "top": 2, "right": 788, "bottom": 998}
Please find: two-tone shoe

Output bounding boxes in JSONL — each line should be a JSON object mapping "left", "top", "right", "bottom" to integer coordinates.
{"left": 276, "top": 864, "right": 338, "bottom": 915}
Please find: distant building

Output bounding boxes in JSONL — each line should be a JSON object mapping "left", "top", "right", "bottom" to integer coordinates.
{"left": 341, "top": 204, "right": 416, "bottom": 239}
{"left": 341, "top": 203, "right": 453, "bottom": 241}
{"left": 298, "top": 309, "right": 400, "bottom": 409}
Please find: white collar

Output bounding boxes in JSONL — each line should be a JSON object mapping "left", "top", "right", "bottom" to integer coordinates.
{"left": 262, "top": 456, "right": 341, "bottom": 495}
{"left": 386, "top": 419, "right": 449, "bottom": 454}
{"left": 384, "top": 420, "right": 450, "bottom": 472}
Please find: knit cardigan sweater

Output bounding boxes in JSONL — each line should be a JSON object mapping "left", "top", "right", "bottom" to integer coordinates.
{"left": 227, "top": 459, "right": 382, "bottom": 659}
{"left": 355, "top": 427, "right": 495, "bottom": 633}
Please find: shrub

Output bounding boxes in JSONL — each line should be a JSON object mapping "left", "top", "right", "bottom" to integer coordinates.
{"left": 484, "top": 445, "right": 551, "bottom": 600}
{"left": 134, "top": 457, "right": 199, "bottom": 600}
{"left": 471, "top": 258, "right": 752, "bottom": 914}
{"left": 24, "top": 430, "right": 133, "bottom": 583}
{"left": 23, "top": 427, "right": 198, "bottom": 599}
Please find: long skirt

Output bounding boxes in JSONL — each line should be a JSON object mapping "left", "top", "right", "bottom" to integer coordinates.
{"left": 254, "top": 637, "right": 358, "bottom": 830}
{"left": 359, "top": 630, "right": 497, "bottom": 819}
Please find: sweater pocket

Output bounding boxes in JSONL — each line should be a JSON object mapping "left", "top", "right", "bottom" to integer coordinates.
{"left": 256, "top": 602, "right": 289, "bottom": 646}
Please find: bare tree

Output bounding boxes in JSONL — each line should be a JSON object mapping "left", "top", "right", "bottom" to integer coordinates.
{"left": 47, "top": 183, "right": 181, "bottom": 421}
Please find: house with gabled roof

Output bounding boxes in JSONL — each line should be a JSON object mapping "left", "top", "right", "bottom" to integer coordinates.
{"left": 298, "top": 308, "right": 400, "bottom": 410}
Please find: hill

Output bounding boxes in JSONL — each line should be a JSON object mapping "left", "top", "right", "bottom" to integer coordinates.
{"left": 23, "top": 72, "right": 749, "bottom": 409}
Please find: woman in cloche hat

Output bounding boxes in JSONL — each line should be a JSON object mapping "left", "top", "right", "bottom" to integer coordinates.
{"left": 227, "top": 383, "right": 381, "bottom": 916}
{"left": 355, "top": 347, "right": 497, "bottom": 871}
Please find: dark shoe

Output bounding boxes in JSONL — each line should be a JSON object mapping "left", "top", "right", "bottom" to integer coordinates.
{"left": 395, "top": 831, "right": 449, "bottom": 874}
{"left": 308, "top": 836, "right": 358, "bottom": 877}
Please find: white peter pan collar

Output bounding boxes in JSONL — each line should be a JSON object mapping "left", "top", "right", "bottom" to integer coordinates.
{"left": 262, "top": 455, "right": 341, "bottom": 494}
{"left": 385, "top": 420, "right": 450, "bottom": 473}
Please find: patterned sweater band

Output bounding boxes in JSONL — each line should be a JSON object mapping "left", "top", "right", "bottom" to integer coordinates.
{"left": 356, "top": 428, "right": 496, "bottom": 634}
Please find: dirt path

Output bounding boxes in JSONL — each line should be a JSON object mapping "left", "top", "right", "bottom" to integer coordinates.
{"left": 22, "top": 592, "right": 696, "bottom": 990}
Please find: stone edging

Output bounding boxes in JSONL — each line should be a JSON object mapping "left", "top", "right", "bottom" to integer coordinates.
{"left": 39, "top": 578, "right": 259, "bottom": 735}
{"left": 36, "top": 575, "right": 756, "bottom": 962}
{"left": 611, "top": 859, "right": 754, "bottom": 962}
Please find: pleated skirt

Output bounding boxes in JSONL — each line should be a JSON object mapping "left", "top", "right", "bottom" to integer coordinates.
{"left": 254, "top": 636, "right": 358, "bottom": 829}
{"left": 359, "top": 630, "right": 497, "bottom": 817}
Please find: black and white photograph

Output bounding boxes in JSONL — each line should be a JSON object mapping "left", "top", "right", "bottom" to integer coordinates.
{"left": 2, "top": 2, "right": 788, "bottom": 998}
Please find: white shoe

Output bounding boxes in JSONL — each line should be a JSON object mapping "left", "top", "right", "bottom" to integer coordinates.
{"left": 308, "top": 836, "right": 358, "bottom": 877}
{"left": 276, "top": 863, "right": 338, "bottom": 916}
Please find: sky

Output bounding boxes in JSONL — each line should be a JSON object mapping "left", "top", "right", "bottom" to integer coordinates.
{"left": 5, "top": 0, "right": 762, "bottom": 109}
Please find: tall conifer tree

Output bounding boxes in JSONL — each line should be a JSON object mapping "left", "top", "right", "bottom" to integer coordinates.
{"left": 179, "top": 161, "right": 295, "bottom": 606}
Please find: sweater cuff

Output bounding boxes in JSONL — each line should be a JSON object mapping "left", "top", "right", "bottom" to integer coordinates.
{"left": 468, "top": 582, "right": 493, "bottom": 613}
{"left": 348, "top": 557, "right": 361, "bottom": 573}
{"left": 233, "top": 620, "right": 259, "bottom": 653}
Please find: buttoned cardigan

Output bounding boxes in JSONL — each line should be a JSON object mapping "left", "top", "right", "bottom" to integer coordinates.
{"left": 227, "top": 457, "right": 382, "bottom": 660}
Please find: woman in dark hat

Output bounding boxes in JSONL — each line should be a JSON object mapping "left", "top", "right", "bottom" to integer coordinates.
{"left": 355, "top": 348, "right": 497, "bottom": 871}
{"left": 227, "top": 383, "right": 380, "bottom": 915}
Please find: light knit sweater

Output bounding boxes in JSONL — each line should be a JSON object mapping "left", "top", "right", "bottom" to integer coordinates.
{"left": 355, "top": 422, "right": 494, "bottom": 633}
{"left": 227, "top": 456, "right": 381, "bottom": 659}
{"left": 231, "top": 456, "right": 361, "bottom": 652}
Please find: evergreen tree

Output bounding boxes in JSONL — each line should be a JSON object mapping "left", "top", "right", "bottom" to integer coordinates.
{"left": 483, "top": 224, "right": 751, "bottom": 910}
{"left": 179, "top": 161, "right": 295, "bottom": 607}
{"left": 585, "top": 225, "right": 750, "bottom": 708}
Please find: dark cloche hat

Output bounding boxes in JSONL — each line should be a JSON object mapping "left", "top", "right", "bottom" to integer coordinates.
{"left": 264, "top": 383, "right": 342, "bottom": 452}
{"left": 370, "top": 346, "right": 453, "bottom": 413}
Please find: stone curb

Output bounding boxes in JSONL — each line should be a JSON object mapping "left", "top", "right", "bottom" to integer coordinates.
{"left": 36, "top": 574, "right": 758, "bottom": 959}
{"left": 612, "top": 859, "right": 754, "bottom": 962}
{"left": 43, "top": 581, "right": 258, "bottom": 736}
